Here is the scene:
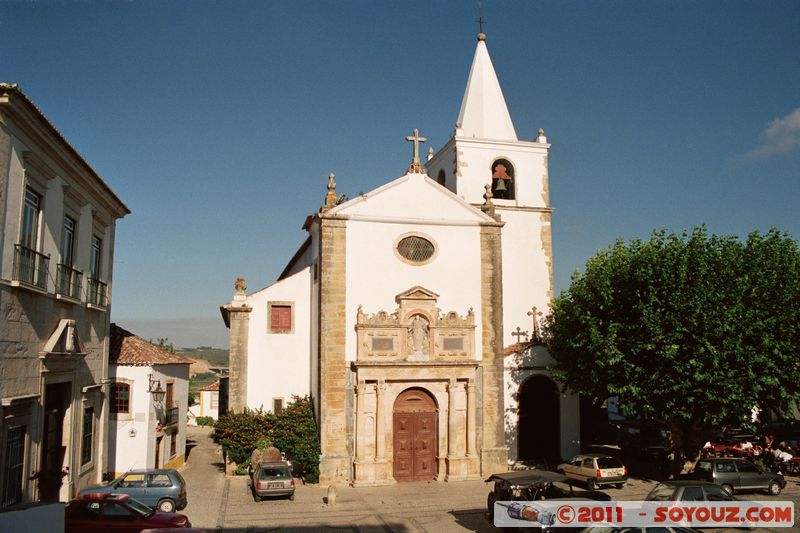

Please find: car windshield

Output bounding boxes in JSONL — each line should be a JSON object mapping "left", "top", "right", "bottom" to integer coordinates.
{"left": 260, "top": 467, "right": 291, "bottom": 479}
{"left": 125, "top": 497, "right": 156, "bottom": 517}
{"left": 597, "top": 457, "right": 623, "bottom": 468}
{"left": 647, "top": 484, "right": 676, "bottom": 501}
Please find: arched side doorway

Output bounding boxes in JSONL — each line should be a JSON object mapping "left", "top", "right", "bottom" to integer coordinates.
{"left": 393, "top": 388, "right": 437, "bottom": 482}
{"left": 518, "top": 375, "right": 560, "bottom": 463}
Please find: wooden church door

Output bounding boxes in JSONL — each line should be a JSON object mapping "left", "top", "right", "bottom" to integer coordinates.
{"left": 393, "top": 388, "right": 437, "bottom": 482}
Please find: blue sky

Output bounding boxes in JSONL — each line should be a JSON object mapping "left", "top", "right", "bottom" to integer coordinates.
{"left": 3, "top": 1, "right": 799, "bottom": 348}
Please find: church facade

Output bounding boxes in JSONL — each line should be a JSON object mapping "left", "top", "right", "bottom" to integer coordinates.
{"left": 221, "top": 33, "right": 580, "bottom": 485}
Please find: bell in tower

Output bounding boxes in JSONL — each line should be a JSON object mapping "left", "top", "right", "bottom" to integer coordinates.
{"left": 490, "top": 159, "right": 514, "bottom": 200}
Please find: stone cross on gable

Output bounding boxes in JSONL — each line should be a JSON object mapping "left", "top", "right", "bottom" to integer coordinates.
{"left": 511, "top": 326, "right": 528, "bottom": 343}
{"left": 527, "top": 306, "right": 542, "bottom": 342}
{"left": 405, "top": 128, "right": 427, "bottom": 173}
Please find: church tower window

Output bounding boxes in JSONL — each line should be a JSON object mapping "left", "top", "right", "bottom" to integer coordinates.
{"left": 437, "top": 170, "right": 446, "bottom": 187}
{"left": 395, "top": 234, "right": 437, "bottom": 265}
{"left": 490, "top": 158, "right": 515, "bottom": 200}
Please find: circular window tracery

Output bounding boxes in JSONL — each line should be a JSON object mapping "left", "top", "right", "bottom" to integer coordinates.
{"left": 396, "top": 235, "right": 436, "bottom": 264}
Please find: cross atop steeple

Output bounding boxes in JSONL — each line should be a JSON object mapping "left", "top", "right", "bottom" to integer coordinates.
{"left": 476, "top": 16, "right": 487, "bottom": 41}
{"left": 405, "top": 128, "right": 428, "bottom": 173}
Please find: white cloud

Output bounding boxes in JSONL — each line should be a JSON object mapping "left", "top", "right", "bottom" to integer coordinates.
{"left": 745, "top": 107, "right": 800, "bottom": 159}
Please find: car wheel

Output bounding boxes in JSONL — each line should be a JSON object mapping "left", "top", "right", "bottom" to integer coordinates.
{"left": 615, "top": 483, "right": 624, "bottom": 489}
{"left": 289, "top": 492, "right": 295, "bottom": 501}
{"left": 721, "top": 484, "right": 734, "bottom": 496}
{"left": 587, "top": 479, "right": 598, "bottom": 491}
{"left": 158, "top": 499, "right": 176, "bottom": 513}
{"left": 768, "top": 480, "right": 782, "bottom": 496}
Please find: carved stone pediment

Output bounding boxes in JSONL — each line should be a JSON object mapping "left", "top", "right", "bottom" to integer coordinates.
{"left": 356, "top": 288, "right": 475, "bottom": 363}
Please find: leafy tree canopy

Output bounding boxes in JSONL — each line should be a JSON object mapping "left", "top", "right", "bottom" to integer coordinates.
{"left": 546, "top": 227, "right": 800, "bottom": 462}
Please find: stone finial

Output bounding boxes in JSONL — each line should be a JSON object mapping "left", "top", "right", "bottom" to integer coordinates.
{"left": 235, "top": 276, "right": 247, "bottom": 295}
{"left": 536, "top": 128, "right": 547, "bottom": 143}
{"left": 233, "top": 276, "right": 248, "bottom": 306}
{"left": 481, "top": 184, "right": 495, "bottom": 217}
{"left": 321, "top": 173, "right": 337, "bottom": 212}
{"left": 427, "top": 147, "right": 434, "bottom": 161}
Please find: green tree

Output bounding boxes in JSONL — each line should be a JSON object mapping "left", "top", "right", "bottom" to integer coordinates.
{"left": 546, "top": 227, "right": 800, "bottom": 468}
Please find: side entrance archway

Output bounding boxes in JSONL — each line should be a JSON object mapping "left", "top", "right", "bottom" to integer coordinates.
{"left": 518, "top": 375, "right": 560, "bottom": 463}
{"left": 393, "top": 388, "right": 437, "bottom": 482}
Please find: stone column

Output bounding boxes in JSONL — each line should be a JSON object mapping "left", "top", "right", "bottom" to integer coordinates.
{"left": 355, "top": 381, "right": 366, "bottom": 461}
{"left": 226, "top": 302, "right": 252, "bottom": 413}
{"left": 447, "top": 379, "right": 458, "bottom": 457}
{"left": 375, "top": 381, "right": 386, "bottom": 460}
{"left": 466, "top": 379, "right": 477, "bottom": 457}
{"left": 479, "top": 223, "right": 508, "bottom": 475}
{"left": 318, "top": 217, "right": 349, "bottom": 484}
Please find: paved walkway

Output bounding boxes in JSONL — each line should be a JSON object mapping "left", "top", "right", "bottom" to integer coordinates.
{"left": 181, "top": 425, "right": 800, "bottom": 532}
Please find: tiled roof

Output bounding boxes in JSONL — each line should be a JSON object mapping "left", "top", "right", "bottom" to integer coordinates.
{"left": 201, "top": 381, "right": 220, "bottom": 392}
{"left": 110, "top": 323, "right": 195, "bottom": 366}
{"left": 504, "top": 342, "right": 531, "bottom": 357}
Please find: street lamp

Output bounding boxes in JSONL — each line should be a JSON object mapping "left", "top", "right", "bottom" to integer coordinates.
{"left": 148, "top": 374, "right": 166, "bottom": 403}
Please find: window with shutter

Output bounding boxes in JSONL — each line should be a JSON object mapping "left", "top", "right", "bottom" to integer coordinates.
{"left": 268, "top": 303, "right": 293, "bottom": 333}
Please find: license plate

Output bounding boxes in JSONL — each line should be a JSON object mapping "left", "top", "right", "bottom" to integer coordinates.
{"left": 267, "top": 482, "right": 282, "bottom": 488}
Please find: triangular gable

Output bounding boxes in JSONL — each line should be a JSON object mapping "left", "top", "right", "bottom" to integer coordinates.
{"left": 330, "top": 171, "right": 495, "bottom": 225}
{"left": 395, "top": 286, "right": 440, "bottom": 305}
{"left": 40, "top": 319, "right": 86, "bottom": 357}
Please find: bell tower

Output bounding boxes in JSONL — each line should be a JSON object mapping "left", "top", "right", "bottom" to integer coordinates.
{"left": 426, "top": 31, "right": 554, "bottom": 349}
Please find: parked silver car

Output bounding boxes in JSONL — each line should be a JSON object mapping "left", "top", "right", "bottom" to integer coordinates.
{"left": 79, "top": 468, "right": 188, "bottom": 512}
{"left": 690, "top": 457, "right": 785, "bottom": 495}
{"left": 251, "top": 461, "right": 295, "bottom": 501}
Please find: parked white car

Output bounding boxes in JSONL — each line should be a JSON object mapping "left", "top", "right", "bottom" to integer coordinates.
{"left": 557, "top": 453, "right": 627, "bottom": 490}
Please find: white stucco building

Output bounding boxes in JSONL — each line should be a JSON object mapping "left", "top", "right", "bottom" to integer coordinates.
{"left": 221, "top": 32, "right": 580, "bottom": 485}
{"left": 107, "top": 324, "right": 194, "bottom": 477}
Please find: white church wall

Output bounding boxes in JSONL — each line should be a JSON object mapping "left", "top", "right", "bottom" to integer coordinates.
{"left": 245, "top": 267, "right": 312, "bottom": 410}
{"left": 344, "top": 218, "right": 484, "bottom": 362}
{"left": 445, "top": 138, "right": 549, "bottom": 207}
{"left": 499, "top": 208, "right": 552, "bottom": 347}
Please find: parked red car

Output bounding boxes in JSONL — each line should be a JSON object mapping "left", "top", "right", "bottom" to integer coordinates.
{"left": 65, "top": 492, "right": 192, "bottom": 532}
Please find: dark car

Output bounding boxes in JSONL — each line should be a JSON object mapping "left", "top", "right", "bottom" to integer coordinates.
{"left": 251, "top": 461, "right": 295, "bottom": 501}
{"left": 689, "top": 457, "right": 785, "bottom": 495}
{"left": 80, "top": 469, "right": 188, "bottom": 512}
{"left": 645, "top": 480, "right": 736, "bottom": 502}
{"left": 485, "top": 469, "right": 610, "bottom": 522}
{"left": 65, "top": 492, "right": 192, "bottom": 532}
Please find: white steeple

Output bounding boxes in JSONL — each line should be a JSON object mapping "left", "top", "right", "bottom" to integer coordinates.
{"left": 455, "top": 34, "right": 517, "bottom": 141}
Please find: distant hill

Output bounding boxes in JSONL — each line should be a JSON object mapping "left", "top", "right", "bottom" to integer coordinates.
{"left": 180, "top": 347, "right": 228, "bottom": 368}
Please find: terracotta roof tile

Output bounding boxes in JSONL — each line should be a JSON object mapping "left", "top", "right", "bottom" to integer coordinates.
{"left": 200, "top": 381, "right": 220, "bottom": 392}
{"left": 110, "top": 323, "right": 195, "bottom": 366}
{"left": 504, "top": 342, "right": 531, "bottom": 357}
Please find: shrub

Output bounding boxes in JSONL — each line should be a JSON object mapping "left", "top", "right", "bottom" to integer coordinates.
{"left": 212, "top": 397, "right": 321, "bottom": 482}
{"left": 268, "top": 396, "right": 321, "bottom": 483}
{"left": 212, "top": 408, "right": 271, "bottom": 466}
{"left": 195, "top": 416, "right": 214, "bottom": 427}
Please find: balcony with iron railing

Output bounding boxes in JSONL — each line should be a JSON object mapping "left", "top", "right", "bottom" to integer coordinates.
{"left": 12, "top": 244, "right": 49, "bottom": 290}
{"left": 165, "top": 402, "right": 180, "bottom": 426}
{"left": 56, "top": 264, "right": 82, "bottom": 301}
{"left": 86, "top": 277, "right": 107, "bottom": 309}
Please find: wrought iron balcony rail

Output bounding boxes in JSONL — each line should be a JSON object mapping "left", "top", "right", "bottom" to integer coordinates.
{"left": 87, "top": 277, "right": 107, "bottom": 308}
{"left": 13, "top": 244, "right": 49, "bottom": 290}
{"left": 56, "top": 264, "right": 83, "bottom": 300}
{"left": 165, "top": 402, "right": 180, "bottom": 425}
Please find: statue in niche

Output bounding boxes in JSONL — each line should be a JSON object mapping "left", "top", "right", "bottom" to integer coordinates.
{"left": 408, "top": 315, "right": 429, "bottom": 355}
